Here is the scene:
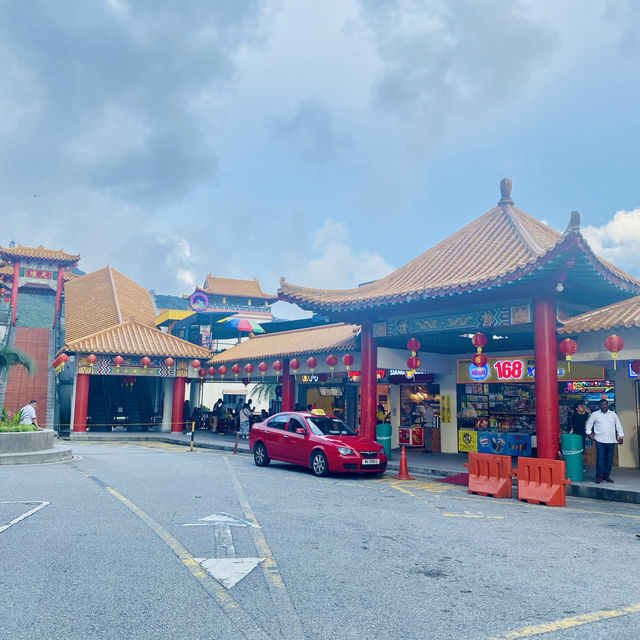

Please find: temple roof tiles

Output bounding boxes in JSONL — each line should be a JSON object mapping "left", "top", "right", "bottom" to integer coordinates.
{"left": 208, "top": 323, "right": 359, "bottom": 365}
{"left": 558, "top": 296, "right": 640, "bottom": 335}
{"left": 0, "top": 244, "right": 80, "bottom": 265}
{"left": 186, "top": 274, "right": 277, "bottom": 302}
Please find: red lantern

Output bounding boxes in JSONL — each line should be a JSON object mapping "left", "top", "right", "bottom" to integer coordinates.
{"left": 306, "top": 357, "right": 317, "bottom": 373}
{"left": 218, "top": 365, "right": 228, "bottom": 379}
{"left": 471, "top": 332, "right": 487, "bottom": 353}
{"left": 208, "top": 366, "right": 216, "bottom": 377}
{"left": 290, "top": 359, "right": 300, "bottom": 372}
{"left": 326, "top": 354, "right": 337, "bottom": 377}
{"left": 471, "top": 353, "right": 487, "bottom": 368}
{"left": 59, "top": 353, "right": 68, "bottom": 364}
{"left": 191, "top": 359, "right": 201, "bottom": 370}
{"left": 258, "top": 362, "right": 269, "bottom": 379}
{"left": 141, "top": 356, "right": 151, "bottom": 369}
{"left": 231, "top": 363, "right": 241, "bottom": 379}
{"left": 51, "top": 356, "right": 61, "bottom": 369}
{"left": 341, "top": 353, "right": 354, "bottom": 371}
{"left": 604, "top": 334, "right": 624, "bottom": 370}
{"left": 272, "top": 360, "right": 283, "bottom": 374}
{"left": 407, "top": 356, "right": 421, "bottom": 371}
{"left": 244, "top": 363, "right": 254, "bottom": 379}
{"left": 631, "top": 360, "right": 640, "bottom": 375}
{"left": 164, "top": 357, "right": 174, "bottom": 368}
{"left": 113, "top": 355, "right": 124, "bottom": 369}
{"left": 558, "top": 338, "right": 578, "bottom": 372}
{"left": 87, "top": 354, "right": 97, "bottom": 365}
{"left": 318, "top": 373, "right": 328, "bottom": 383}
{"left": 198, "top": 367, "right": 206, "bottom": 379}
{"left": 406, "top": 338, "right": 421, "bottom": 356}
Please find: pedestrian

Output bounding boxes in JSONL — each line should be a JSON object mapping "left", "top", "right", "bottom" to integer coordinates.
{"left": 239, "top": 402, "right": 252, "bottom": 438}
{"left": 19, "top": 400, "right": 40, "bottom": 429}
{"left": 570, "top": 400, "right": 590, "bottom": 448}
{"left": 422, "top": 401, "right": 434, "bottom": 454}
{"left": 585, "top": 399, "right": 624, "bottom": 484}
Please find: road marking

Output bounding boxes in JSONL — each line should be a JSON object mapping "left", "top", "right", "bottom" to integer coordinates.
{"left": 224, "top": 456, "right": 307, "bottom": 640}
{"left": 0, "top": 501, "right": 50, "bottom": 533}
{"left": 489, "top": 602, "right": 640, "bottom": 639}
{"left": 442, "top": 513, "right": 504, "bottom": 519}
{"left": 195, "top": 558, "right": 265, "bottom": 589}
{"left": 182, "top": 512, "right": 259, "bottom": 528}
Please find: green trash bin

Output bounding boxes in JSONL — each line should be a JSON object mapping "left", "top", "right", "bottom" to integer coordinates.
{"left": 376, "top": 423, "right": 392, "bottom": 459}
{"left": 560, "top": 433, "right": 583, "bottom": 482}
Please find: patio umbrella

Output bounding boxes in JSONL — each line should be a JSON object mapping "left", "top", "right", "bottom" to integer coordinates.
{"left": 216, "top": 316, "right": 265, "bottom": 334}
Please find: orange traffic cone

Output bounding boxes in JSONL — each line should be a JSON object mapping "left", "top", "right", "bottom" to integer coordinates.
{"left": 394, "top": 446, "right": 415, "bottom": 480}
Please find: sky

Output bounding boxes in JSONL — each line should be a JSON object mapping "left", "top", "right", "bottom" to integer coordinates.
{"left": 2, "top": 0, "right": 640, "bottom": 319}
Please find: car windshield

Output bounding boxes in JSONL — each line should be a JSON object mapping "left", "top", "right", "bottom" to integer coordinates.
{"left": 307, "top": 416, "right": 356, "bottom": 436}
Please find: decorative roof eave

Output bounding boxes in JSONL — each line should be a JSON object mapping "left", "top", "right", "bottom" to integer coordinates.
{"left": 191, "top": 285, "right": 278, "bottom": 303}
{"left": 278, "top": 231, "right": 640, "bottom": 313}
{"left": 0, "top": 245, "right": 80, "bottom": 265}
{"left": 558, "top": 295, "right": 640, "bottom": 335}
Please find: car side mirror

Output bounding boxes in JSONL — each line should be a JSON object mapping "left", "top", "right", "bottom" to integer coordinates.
{"left": 295, "top": 428, "right": 306, "bottom": 435}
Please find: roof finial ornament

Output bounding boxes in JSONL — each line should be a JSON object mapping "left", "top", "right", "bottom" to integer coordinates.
{"left": 498, "top": 178, "right": 514, "bottom": 205}
{"left": 565, "top": 210, "right": 581, "bottom": 233}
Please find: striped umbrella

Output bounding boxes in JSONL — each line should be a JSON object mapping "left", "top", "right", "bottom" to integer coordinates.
{"left": 216, "top": 317, "right": 265, "bottom": 334}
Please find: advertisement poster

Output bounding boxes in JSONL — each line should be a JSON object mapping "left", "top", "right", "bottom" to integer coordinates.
{"left": 458, "top": 429, "right": 477, "bottom": 453}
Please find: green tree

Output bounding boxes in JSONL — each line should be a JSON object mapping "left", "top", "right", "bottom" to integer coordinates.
{"left": 0, "top": 345, "right": 35, "bottom": 376}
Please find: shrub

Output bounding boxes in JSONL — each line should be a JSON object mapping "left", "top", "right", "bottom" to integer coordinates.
{"left": 0, "top": 407, "right": 38, "bottom": 432}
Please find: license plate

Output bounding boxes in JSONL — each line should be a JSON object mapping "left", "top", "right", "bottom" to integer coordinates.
{"left": 362, "top": 458, "right": 379, "bottom": 465}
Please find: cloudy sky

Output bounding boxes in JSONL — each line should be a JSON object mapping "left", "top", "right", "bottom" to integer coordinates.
{"left": 2, "top": 0, "right": 639, "bottom": 317}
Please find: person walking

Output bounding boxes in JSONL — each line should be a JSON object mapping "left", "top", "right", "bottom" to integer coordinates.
{"left": 239, "top": 402, "right": 252, "bottom": 439}
{"left": 585, "top": 399, "right": 623, "bottom": 484}
{"left": 19, "top": 400, "right": 40, "bottom": 429}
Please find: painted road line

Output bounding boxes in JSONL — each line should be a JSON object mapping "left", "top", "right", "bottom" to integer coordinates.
{"left": 76, "top": 472, "right": 270, "bottom": 640}
{"left": 0, "top": 501, "right": 50, "bottom": 533}
{"left": 489, "top": 602, "right": 640, "bottom": 639}
{"left": 224, "top": 456, "right": 307, "bottom": 640}
{"left": 442, "top": 513, "right": 504, "bottom": 519}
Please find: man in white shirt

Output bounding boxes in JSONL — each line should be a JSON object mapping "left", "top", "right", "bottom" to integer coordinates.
{"left": 19, "top": 400, "right": 40, "bottom": 429}
{"left": 585, "top": 399, "right": 623, "bottom": 484}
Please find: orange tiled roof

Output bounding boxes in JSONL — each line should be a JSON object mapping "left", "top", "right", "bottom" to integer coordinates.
{"left": 208, "top": 323, "right": 359, "bottom": 365}
{"left": 558, "top": 296, "right": 640, "bottom": 335}
{"left": 186, "top": 274, "right": 277, "bottom": 301}
{"left": 278, "top": 180, "right": 640, "bottom": 312}
{"left": 0, "top": 265, "right": 13, "bottom": 276}
{"left": 64, "top": 319, "right": 211, "bottom": 358}
{"left": 64, "top": 266, "right": 157, "bottom": 343}
{"left": 0, "top": 244, "right": 80, "bottom": 265}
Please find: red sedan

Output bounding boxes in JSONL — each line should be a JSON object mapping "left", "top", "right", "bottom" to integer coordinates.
{"left": 249, "top": 410, "right": 387, "bottom": 477}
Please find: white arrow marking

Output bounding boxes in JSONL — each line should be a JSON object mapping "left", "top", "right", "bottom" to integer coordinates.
{"left": 181, "top": 512, "right": 259, "bottom": 528}
{"left": 0, "top": 501, "right": 50, "bottom": 533}
{"left": 194, "top": 558, "right": 266, "bottom": 589}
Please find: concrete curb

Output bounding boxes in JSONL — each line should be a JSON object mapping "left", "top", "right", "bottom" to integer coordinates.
{"left": 0, "top": 444, "right": 74, "bottom": 465}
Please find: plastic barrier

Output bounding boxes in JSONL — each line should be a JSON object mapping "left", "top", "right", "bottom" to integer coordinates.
{"left": 463, "top": 452, "right": 513, "bottom": 498}
{"left": 560, "top": 433, "right": 583, "bottom": 482}
{"left": 514, "top": 457, "right": 571, "bottom": 506}
{"left": 376, "top": 423, "right": 392, "bottom": 459}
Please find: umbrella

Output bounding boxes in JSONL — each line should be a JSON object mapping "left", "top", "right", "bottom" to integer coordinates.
{"left": 216, "top": 316, "right": 265, "bottom": 334}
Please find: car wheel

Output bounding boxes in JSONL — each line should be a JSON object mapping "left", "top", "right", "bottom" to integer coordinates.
{"left": 310, "top": 451, "right": 329, "bottom": 477}
{"left": 253, "top": 442, "right": 270, "bottom": 467}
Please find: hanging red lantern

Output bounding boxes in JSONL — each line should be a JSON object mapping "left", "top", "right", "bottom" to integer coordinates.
{"left": 471, "top": 333, "right": 487, "bottom": 353}
{"left": 604, "top": 334, "right": 624, "bottom": 370}
{"left": 558, "top": 338, "right": 578, "bottom": 372}
{"left": 191, "top": 359, "right": 201, "bottom": 370}
{"left": 306, "top": 357, "right": 317, "bottom": 373}
{"left": 631, "top": 360, "right": 640, "bottom": 375}
{"left": 272, "top": 360, "right": 283, "bottom": 374}
{"left": 326, "top": 354, "right": 338, "bottom": 377}
{"left": 198, "top": 367, "right": 206, "bottom": 379}
{"left": 244, "top": 363, "right": 254, "bottom": 380}
{"left": 406, "top": 338, "right": 421, "bottom": 356}
{"left": 51, "top": 356, "right": 61, "bottom": 369}
{"left": 218, "top": 365, "right": 228, "bottom": 379}
{"left": 113, "top": 355, "right": 124, "bottom": 369}
{"left": 59, "top": 353, "right": 68, "bottom": 364}
{"left": 290, "top": 359, "right": 300, "bottom": 379}
{"left": 208, "top": 366, "right": 216, "bottom": 377}
{"left": 407, "top": 356, "right": 421, "bottom": 372}
{"left": 164, "top": 357, "right": 174, "bottom": 368}
{"left": 231, "top": 363, "right": 241, "bottom": 379}
{"left": 471, "top": 353, "right": 487, "bottom": 368}
{"left": 86, "top": 354, "right": 97, "bottom": 365}
{"left": 318, "top": 373, "right": 328, "bottom": 383}
{"left": 140, "top": 356, "right": 151, "bottom": 369}
{"left": 341, "top": 353, "right": 354, "bottom": 371}
{"left": 258, "top": 362, "right": 269, "bottom": 379}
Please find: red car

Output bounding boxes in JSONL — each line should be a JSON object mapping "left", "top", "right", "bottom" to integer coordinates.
{"left": 249, "top": 410, "right": 387, "bottom": 477}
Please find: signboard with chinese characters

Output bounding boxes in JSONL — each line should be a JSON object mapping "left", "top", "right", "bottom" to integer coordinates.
{"left": 440, "top": 394, "right": 452, "bottom": 423}
{"left": 457, "top": 356, "right": 604, "bottom": 384}
{"left": 19, "top": 261, "right": 57, "bottom": 290}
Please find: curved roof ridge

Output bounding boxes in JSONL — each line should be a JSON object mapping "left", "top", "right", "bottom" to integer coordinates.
{"left": 106, "top": 265, "right": 122, "bottom": 323}
{"left": 502, "top": 203, "right": 547, "bottom": 258}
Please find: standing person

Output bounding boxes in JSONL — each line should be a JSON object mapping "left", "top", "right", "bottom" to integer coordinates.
{"left": 422, "top": 401, "right": 434, "bottom": 454}
{"left": 239, "top": 402, "right": 252, "bottom": 438}
{"left": 585, "top": 399, "right": 624, "bottom": 484}
{"left": 19, "top": 400, "right": 40, "bottom": 429}
{"left": 570, "top": 401, "right": 591, "bottom": 448}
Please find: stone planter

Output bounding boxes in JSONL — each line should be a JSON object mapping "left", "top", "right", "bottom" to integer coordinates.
{"left": 0, "top": 429, "right": 55, "bottom": 453}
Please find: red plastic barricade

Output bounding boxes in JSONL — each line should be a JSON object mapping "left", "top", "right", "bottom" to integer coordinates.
{"left": 463, "top": 452, "right": 513, "bottom": 498}
{"left": 514, "top": 457, "right": 571, "bottom": 507}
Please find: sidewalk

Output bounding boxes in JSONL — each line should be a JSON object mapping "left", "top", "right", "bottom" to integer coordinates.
{"left": 66, "top": 430, "right": 640, "bottom": 505}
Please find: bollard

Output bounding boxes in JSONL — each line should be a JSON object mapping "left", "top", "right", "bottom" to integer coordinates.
{"left": 393, "top": 446, "right": 415, "bottom": 480}
{"left": 233, "top": 432, "right": 239, "bottom": 455}
{"left": 190, "top": 421, "right": 195, "bottom": 451}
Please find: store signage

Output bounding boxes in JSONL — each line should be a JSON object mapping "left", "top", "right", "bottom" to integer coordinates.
{"left": 457, "top": 356, "right": 604, "bottom": 383}
{"left": 628, "top": 362, "right": 638, "bottom": 379}
{"left": 24, "top": 269, "right": 52, "bottom": 279}
{"left": 301, "top": 375, "right": 319, "bottom": 383}
{"left": 189, "top": 291, "right": 209, "bottom": 311}
{"left": 348, "top": 370, "right": 386, "bottom": 381}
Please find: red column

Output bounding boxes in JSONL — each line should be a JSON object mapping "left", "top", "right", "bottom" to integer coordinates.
{"left": 10, "top": 260, "right": 19, "bottom": 325}
{"left": 171, "top": 377, "right": 186, "bottom": 432}
{"left": 281, "top": 359, "right": 295, "bottom": 412}
{"left": 72, "top": 373, "right": 90, "bottom": 432}
{"left": 53, "top": 265, "right": 64, "bottom": 328}
{"left": 360, "top": 320, "right": 377, "bottom": 441}
{"left": 534, "top": 298, "right": 559, "bottom": 459}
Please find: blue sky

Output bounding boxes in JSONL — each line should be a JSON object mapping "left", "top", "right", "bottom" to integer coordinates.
{"left": 1, "top": 0, "right": 639, "bottom": 318}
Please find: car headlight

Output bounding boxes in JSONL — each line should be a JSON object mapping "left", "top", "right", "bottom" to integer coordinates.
{"left": 337, "top": 447, "right": 355, "bottom": 455}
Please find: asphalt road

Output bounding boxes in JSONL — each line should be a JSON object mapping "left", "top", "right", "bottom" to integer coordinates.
{"left": 2, "top": 441, "right": 640, "bottom": 640}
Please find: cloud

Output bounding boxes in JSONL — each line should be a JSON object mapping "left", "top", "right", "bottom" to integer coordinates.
{"left": 582, "top": 209, "right": 640, "bottom": 277}
{"left": 360, "top": 0, "right": 556, "bottom": 143}
{"left": 270, "top": 96, "right": 351, "bottom": 164}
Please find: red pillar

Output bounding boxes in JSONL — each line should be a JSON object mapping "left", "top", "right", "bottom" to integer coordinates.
{"left": 10, "top": 260, "right": 19, "bottom": 325}
{"left": 534, "top": 298, "right": 559, "bottom": 459}
{"left": 72, "top": 373, "right": 90, "bottom": 432}
{"left": 360, "top": 320, "right": 377, "bottom": 441}
{"left": 281, "top": 359, "right": 295, "bottom": 412}
{"left": 171, "top": 377, "right": 186, "bottom": 432}
{"left": 53, "top": 265, "right": 64, "bottom": 328}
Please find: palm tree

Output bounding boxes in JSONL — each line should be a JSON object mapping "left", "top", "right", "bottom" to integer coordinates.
{"left": 0, "top": 345, "right": 35, "bottom": 376}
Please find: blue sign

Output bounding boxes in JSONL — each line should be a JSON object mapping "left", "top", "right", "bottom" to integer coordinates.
{"left": 468, "top": 364, "right": 489, "bottom": 381}
{"left": 628, "top": 362, "right": 638, "bottom": 379}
